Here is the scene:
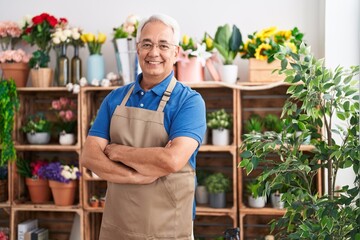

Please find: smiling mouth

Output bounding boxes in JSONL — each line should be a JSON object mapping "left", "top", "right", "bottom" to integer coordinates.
{"left": 146, "top": 60, "right": 163, "bottom": 65}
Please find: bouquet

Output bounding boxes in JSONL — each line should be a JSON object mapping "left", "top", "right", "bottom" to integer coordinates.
{"left": 81, "top": 32, "right": 106, "bottom": 55}
{"left": 21, "top": 13, "right": 67, "bottom": 68}
{"left": 240, "top": 26, "right": 304, "bottom": 63}
{"left": 113, "top": 14, "right": 140, "bottom": 39}
{"left": 38, "top": 161, "right": 80, "bottom": 183}
{"left": 51, "top": 26, "right": 84, "bottom": 47}
{"left": 0, "top": 21, "right": 22, "bottom": 50}
{"left": 51, "top": 97, "right": 77, "bottom": 134}
{"left": 0, "top": 49, "right": 31, "bottom": 63}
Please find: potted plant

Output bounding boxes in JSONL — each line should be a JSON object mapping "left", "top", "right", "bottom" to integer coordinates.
{"left": 89, "top": 195, "right": 99, "bottom": 207}
{"left": 239, "top": 43, "right": 360, "bottom": 238}
{"left": 243, "top": 114, "right": 263, "bottom": 134}
{"left": 240, "top": 26, "right": 304, "bottom": 82}
{"left": 0, "top": 78, "right": 19, "bottom": 166}
{"left": 205, "top": 172, "right": 230, "bottom": 208}
{"left": 51, "top": 97, "right": 77, "bottom": 145}
{"left": 0, "top": 21, "right": 31, "bottom": 88}
{"left": 246, "top": 179, "right": 266, "bottom": 208}
{"left": 263, "top": 114, "right": 283, "bottom": 133}
{"left": 21, "top": 113, "right": 51, "bottom": 144}
{"left": 16, "top": 158, "right": 51, "bottom": 204}
{"left": 38, "top": 161, "right": 81, "bottom": 206}
{"left": 100, "top": 195, "right": 106, "bottom": 208}
{"left": 21, "top": 13, "right": 66, "bottom": 87}
{"left": 0, "top": 165, "right": 8, "bottom": 202}
{"left": 195, "top": 169, "right": 209, "bottom": 204}
{"left": 113, "top": 14, "right": 140, "bottom": 85}
{"left": 207, "top": 109, "right": 232, "bottom": 146}
{"left": 213, "top": 24, "right": 242, "bottom": 83}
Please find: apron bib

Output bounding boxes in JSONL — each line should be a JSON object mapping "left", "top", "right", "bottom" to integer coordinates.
{"left": 99, "top": 78, "right": 195, "bottom": 240}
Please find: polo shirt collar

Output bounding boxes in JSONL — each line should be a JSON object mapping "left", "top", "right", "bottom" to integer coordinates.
{"left": 133, "top": 71, "right": 174, "bottom": 96}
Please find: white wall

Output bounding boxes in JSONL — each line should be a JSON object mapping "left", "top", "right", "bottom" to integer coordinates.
{"left": 1, "top": 0, "right": 323, "bottom": 82}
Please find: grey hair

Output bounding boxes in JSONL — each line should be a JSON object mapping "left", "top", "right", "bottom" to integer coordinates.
{"left": 136, "top": 13, "right": 180, "bottom": 45}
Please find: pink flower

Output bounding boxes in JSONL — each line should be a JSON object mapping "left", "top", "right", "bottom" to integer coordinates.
{"left": 51, "top": 100, "right": 61, "bottom": 110}
{"left": 59, "top": 97, "right": 69, "bottom": 107}
{"left": 0, "top": 49, "right": 31, "bottom": 63}
{"left": 64, "top": 110, "right": 74, "bottom": 121}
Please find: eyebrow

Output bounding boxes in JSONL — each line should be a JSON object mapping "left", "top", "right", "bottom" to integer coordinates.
{"left": 140, "top": 38, "right": 171, "bottom": 44}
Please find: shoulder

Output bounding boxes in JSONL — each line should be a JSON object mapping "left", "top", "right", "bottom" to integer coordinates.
{"left": 172, "top": 81, "right": 204, "bottom": 104}
{"left": 103, "top": 83, "right": 135, "bottom": 105}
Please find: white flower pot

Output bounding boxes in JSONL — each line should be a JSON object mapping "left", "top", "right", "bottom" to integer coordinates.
{"left": 212, "top": 129, "right": 230, "bottom": 146}
{"left": 195, "top": 185, "right": 209, "bottom": 204}
{"left": 271, "top": 192, "right": 284, "bottom": 209}
{"left": 26, "top": 132, "right": 51, "bottom": 145}
{"left": 59, "top": 133, "right": 75, "bottom": 145}
{"left": 248, "top": 195, "right": 266, "bottom": 208}
{"left": 202, "top": 129, "right": 208, "bottom": 145}
{"left": 220, "top": 65, "right": 238, "bottom": 84}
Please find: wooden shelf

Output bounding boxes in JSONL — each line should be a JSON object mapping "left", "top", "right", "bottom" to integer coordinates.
{"left": 240, "top": 207, "right": 286, "bottom": 216}
{"left": 15, "top": 144, "right": 81, "bottom": 151}
{"left": 12, "top": 203, "right": 82, "bottom": 212}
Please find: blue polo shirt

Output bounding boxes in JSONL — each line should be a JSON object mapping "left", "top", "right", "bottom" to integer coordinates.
{"left": 89, "top": 71, "right": 206, "bottom": 219}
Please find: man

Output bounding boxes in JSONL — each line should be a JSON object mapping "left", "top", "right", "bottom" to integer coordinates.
{"left": 80, "top": 13, "right": 206, "bottom": 239}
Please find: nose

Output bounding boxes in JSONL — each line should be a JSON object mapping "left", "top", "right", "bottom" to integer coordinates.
{"left": 148, "top": 44, "right": 161, "bottom": 55}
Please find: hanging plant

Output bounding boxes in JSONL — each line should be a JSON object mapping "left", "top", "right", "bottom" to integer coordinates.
{"left": 0, "top": 77, "right": 19, "bottom": 166}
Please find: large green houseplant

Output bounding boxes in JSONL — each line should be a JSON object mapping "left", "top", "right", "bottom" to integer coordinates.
{"left": 239, "top": 43, "right": 359, "bottom": 239}
{"left": 0, "top": 78, "right": 19, "bottom": 166}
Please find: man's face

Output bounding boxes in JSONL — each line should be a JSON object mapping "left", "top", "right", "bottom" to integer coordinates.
{"left": 137, "top": 21, "right": 179, "bottom": 81}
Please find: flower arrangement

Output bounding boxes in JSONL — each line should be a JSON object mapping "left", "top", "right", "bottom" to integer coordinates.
{"left": 0, "top": 49, "right": 31, "bottom": 64}
{"left": 51, "top": 97, "right": 77, "bottom": 133}
{"left": 0, "top": 21, "right": 22, "bottom": 50}
{"left": 38, "top": 161, "right": 80, "bottom": 183}
{"left": 21, "top": 113, "right": 52, "bottom": 133}
{"left": 51, "top": 26, "right": 84, "bottom": 47}
{"left": 21, "top": 13, "right": 67, "bottom": 68}
{"left": 81, "top": 32, "right": 106, "bottom": 55}
{"left": 16, "top": 158, "right": 48, "bottom": 179}
{"left": 240, "top": 26, "right": 304, "bottom": 63}
{"left": 178, "top": 34, "right": 212, "bottom": 66}
{"left": 113, "top": 14, "right": 140, "bottom": 39}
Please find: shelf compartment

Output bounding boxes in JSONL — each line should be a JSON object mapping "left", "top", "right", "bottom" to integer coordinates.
{"left": 240, "top": 214, "right": 280, "bottom": 240}
{"left": 194, "top": 215, "right": 236, "bottom": 239}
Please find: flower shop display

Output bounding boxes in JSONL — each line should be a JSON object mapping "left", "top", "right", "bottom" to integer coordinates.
{"left": 51, "top": 97, "right": 77, "bottom": 145}
{"left": 16, "top": 158, "right": 51, "bottom": 204}
{"left": 207, "top": 109, "right": 232, "bottom": 146}
{"left": 22, "top": 13, "right": 67, "bottom": 87}
{"left": 21, "top": 113, "right": 52, "bottom": 144}
{"left": 177, "top": 35, "right": 211, "bottom": 82}
{"left": 213, "top": 24, "right": 243, "bottom": 83}
{"left": 38, "top": 161, "right": 80, "bottom": 206}
{"left": 81, "top": 32, "right": 106, "bottom": 84}
{"left": 240, "top": 26, "right": 304, "bottom": 82}
{"left": 0, "top": 165, "right": 8, "bottom": 202}
{"left": 0, "top": 78, "right": 19, "bottom": 166}
{"left": 0, "top": 49, "right": 31, "bottom": 87}
{"left": 113, "top": 14, "right": 140, "bottom": 85}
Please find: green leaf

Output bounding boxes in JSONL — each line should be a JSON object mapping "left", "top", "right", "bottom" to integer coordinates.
{"left": 281, "top": 59, "right": 288, "bottom": 69}
{"left": 229, "top": 25, "right": 242, "bottom": 52}
{"left": 336, "top": 112, "right": 346, "bottom": 120}
{"left": 240, "top": 151, "right": 252, "bottom": 159}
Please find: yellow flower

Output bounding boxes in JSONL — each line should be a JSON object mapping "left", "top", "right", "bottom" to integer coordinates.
{"left": 285, "top": 42, "right": 297, "bottom": 53}
{"left": 255, "top": 43, "right": 271, "bottom": 60}
{"left": 84, "top": 33, "right": 95, "bottom": 43}
{"left": 182, "top": 34, "right": 189, "bottom": 45}
{"left": 256, "top": 26, "right": 277, "bottom": 42}
{"left": 97, "top": 33, "right": 106, "bottom": 44}
{"left": 275, "top": 30, "right": 292, "bottom": 41}
{"left": 80, "top": 34, "right": 87, "bottom": 43}
{"left": 205, "top": 36, "right": 213, "bottom": 49}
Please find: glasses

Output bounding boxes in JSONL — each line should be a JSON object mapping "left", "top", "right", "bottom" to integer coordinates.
{"left": 138, "top": 41, "right": 178, "bottom": 52}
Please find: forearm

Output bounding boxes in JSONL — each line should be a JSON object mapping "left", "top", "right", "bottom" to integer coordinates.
{"left": 81, "top": 137, "right": 157, "bottom": 184}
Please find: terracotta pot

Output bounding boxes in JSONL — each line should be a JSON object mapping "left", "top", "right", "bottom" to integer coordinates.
{"left": 30, "top": 68, "right": 53, "bottom": 87}
{"left": 49, "top": 180, "right": 77, "bottom": 206}
{"left": 0, "top": 62, "right": 30, "bottom": 87}
{"left": 90, "top": 200, "right": 99, "bottom": 208}
{"left": 25, "top": 178, "right": 51, "bottom": 204}
{"left": 177, "top": 57, "right": 204, "bottom": 82}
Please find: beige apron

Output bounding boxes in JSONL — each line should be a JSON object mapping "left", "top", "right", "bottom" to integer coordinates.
{"left": 99, "top": 78, "right": 195, "bottom": 240}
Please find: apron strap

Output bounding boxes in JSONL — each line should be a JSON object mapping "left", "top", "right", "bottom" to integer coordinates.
{"left": 157, "top": 77, "right": 177, "bottom": 112}
{"left": 119, "top": 84, "right": 135, "bottom": 107}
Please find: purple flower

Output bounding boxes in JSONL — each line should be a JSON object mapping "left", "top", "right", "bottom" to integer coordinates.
{"left": 38, "top": 162, "right": 81, "bottom": 183}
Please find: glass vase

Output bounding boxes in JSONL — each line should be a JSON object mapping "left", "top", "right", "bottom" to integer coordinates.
{"left": 87, "top": 54, "right": 105, "bottom": 84}
{"left": 58, "top": 44, "right": 69, "bottom": 86}
{"left": 71, "top": 46, "right": 82, "bottom": 84}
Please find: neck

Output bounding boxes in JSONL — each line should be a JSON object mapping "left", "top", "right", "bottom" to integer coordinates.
{"left": 140, "top": 73, "right": 170, "bottom": 90}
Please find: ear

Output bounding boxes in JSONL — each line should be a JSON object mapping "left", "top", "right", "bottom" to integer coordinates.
{"left": 174, "top": 46, "right": 180, "bottom": 59}
{"left": 136, "top": 44, "right": 140, "bottom": 55}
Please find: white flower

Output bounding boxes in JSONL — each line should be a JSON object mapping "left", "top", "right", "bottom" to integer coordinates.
{"left": 190, "top": 43, "right": 212, "bottom": 66}
{"left": 61, "top": 169, "right": 72, "bottom": 180}
{"left": 66, "top": 83, "right": 74, "bottom": 92}
{"left": 73, "top": 84, "right": 80, "bottom": 94}
{"left": 101, "top": 79, "right": 110, "bottom": 87}
{"left": 79, "top": 77, "right": 87, "bottom": 87}
{"left": 63, "top": 29, "right": 72, "bottom": 37}
{"left": 126, "top": 14, "right": 139, "bottom": 25}
{"left": 91, "top": 79, "right": 100, "bottom": 86}
{"left": 106, "top": 72, "right": 118, "bottom": 80}
{"left": 52, "top": 37, "right": 61, "bottom": 45}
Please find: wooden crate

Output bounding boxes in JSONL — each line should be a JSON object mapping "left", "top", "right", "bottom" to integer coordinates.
{"left": 11, "top": 209, "right": 82, "bottom": 240}
{"left": 194, "top": 215, "right": 235, "bottom": 239}
{"left": 241, "top": 214, "right": 280, "bottom": 240}
{"left": 248, "top": 59, "right": 284, "bottom": 83}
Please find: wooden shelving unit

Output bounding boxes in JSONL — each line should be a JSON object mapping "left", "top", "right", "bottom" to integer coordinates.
{"left": 0, "top": 81, "right": 322, "bottom": 239}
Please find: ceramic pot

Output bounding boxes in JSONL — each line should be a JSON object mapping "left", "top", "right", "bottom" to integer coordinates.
{"left": 59, "top": 133, "right": 75, "bottom": 145}
{"left": 271, "top": 192, "right": 284, "bottom": 209}
{"left": 248, "top": 195, "right": 266, "bottom": 208}
{"left": 177, "top": 57, "right": 204, "bottom": 82}
{"left": 195, "top": 185, "right": 209, "bottom": 204}
{"left": 26, "top": 132, "right": 51, "bottom": 145}
{"left": 0, "top": 62, "right": 30, "bottom": 87}
{"left": 49, "top": 180, "right": 77, "bottom": 206}
{"left": 220, "top": 65, "right": 238, "bottom": 84}
{"left": 209, "top": 192, "right": 226, "bottom": 208}
{"left": 212, "top": 129, "right": 230, "bottom": 146}
{"left": 25, "top": 178, "right": 51, "bottom": 204}
{"left": 87, "top": 54, "right": 105, "bottom": 84}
